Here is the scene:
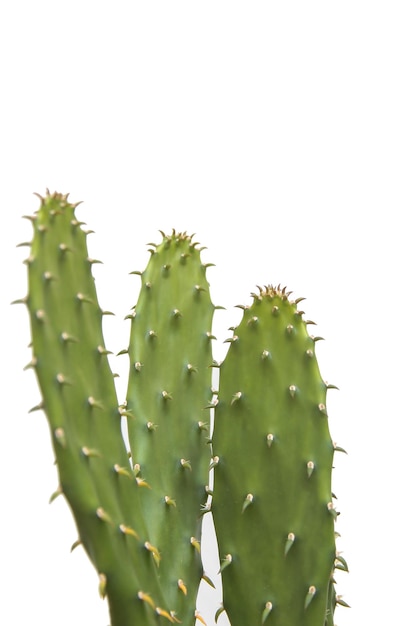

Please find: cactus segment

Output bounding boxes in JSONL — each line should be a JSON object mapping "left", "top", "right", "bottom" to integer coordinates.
{"left": 24, "top": 192, "right": 176, "bottom": 626}
{"left": 212, "top": 285, "right": 337, "bottom": 626}
{"left": 125, "top": 230, "right": 215, "bottom": 625}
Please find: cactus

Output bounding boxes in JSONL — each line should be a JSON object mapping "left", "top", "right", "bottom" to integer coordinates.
{"left": 20, "top": 193, "right": 187, "bottom": 625}
{"left": 17, "top": 191, "right": 347, "bottom": 626}
{"left": 211, "top": 286, "right": 339, "bottom": 626}
{"left": 124, "top": 231, "right": 217, "bottom": 625}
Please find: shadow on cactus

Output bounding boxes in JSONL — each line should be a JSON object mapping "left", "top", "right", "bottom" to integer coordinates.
{"left": 16, "top": 191, "right": 348, "bottom": 626}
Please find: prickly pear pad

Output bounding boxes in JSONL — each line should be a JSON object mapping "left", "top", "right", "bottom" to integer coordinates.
{"left": 212, "top": 286, "right": 336, "bottom": 626}
{"left": 25, "top": 193, "right": 176, "bottom": 626}
{"left": 126, "top": 231, "right": 215, "bottom": 625}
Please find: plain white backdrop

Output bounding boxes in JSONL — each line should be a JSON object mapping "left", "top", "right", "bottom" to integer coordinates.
{"left": 1, "top": 2, "right": 416, "bottom": 624}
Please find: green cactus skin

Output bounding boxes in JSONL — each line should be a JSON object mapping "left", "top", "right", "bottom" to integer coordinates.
{"left": 23, "top": 192, "right": 181, "bottom": 626}
{"left": 125, "top": 231, "right": 216, "bottom": 626}
{"left": 211, "top": 285, "right": 337, "bottom": 626}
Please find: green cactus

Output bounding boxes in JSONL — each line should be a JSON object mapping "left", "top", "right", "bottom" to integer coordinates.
{"left": 18, "top": 191, "right": 347, "bottom": 626}
{"left": 211, "top": 285, "right": 339, "bottom": 626}
{"left": 124, "top": 231, "right": 217, "bottom": 625}
{"left": 21, "top": 192, "right": 183, "bottom": 625}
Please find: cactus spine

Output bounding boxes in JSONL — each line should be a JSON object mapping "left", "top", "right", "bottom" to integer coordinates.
{"left": 211, "top": 286, "right": 337, "bottom": 626}
{"left": 19, "top": 192, "right": 346, "bottom": 626}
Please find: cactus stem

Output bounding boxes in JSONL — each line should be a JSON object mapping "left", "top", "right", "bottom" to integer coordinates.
{"left": 177, "top": 579, "right": 187, "bottom": 596}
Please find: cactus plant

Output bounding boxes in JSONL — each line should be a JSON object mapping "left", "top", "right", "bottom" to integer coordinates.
{"left": 124, "top": 231, "right": 217, "bottom": 625}
{"left": 211, "top": 285, "right": 339, "bottom": 626}
{"left": 17, "top": 191, "right": 347, "bottom": 626}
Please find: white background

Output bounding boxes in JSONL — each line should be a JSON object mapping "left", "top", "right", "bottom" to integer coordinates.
{"left": 1, "top": 2, "right": 416, "bottom": 624}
